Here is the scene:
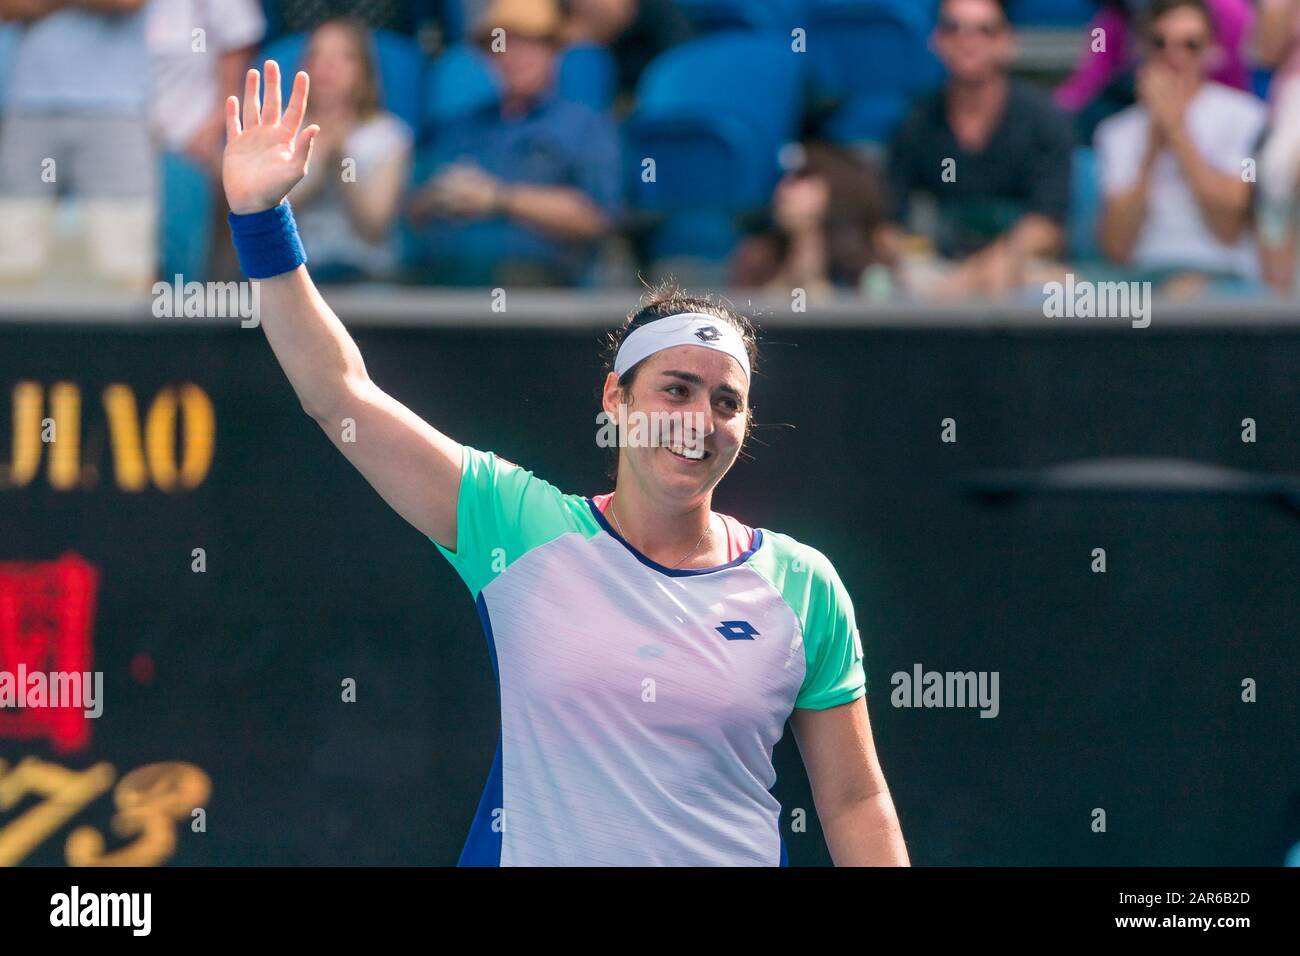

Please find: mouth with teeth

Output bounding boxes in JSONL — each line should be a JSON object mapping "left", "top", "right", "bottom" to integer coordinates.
{"left": 666, "top": 444, "right": 709, "bottom": 463}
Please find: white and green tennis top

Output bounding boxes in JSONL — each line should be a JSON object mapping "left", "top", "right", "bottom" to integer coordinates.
{"left": 435, "top": 445, "right": 867, "bottom": 866}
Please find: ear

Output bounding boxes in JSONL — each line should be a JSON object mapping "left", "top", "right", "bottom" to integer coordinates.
{"left": 601, "top": 371, "right": 626, "bottom": 417}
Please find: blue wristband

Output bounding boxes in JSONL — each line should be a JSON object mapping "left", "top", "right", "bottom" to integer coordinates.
{"left": 228, "top": 201, "right": 308, "bottom": 279}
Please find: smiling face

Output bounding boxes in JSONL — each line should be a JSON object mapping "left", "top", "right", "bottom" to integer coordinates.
{"left": 601, "top": 344, "right": 750, "bottom": 506}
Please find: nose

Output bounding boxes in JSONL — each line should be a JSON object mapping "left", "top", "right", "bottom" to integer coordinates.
{"left": 678, "top": 401, "right": 714, "bottom": 451}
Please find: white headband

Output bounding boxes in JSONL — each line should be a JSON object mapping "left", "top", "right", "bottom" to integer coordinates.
{"left": 613, "top": 312, "right": 751, "bottom": 383}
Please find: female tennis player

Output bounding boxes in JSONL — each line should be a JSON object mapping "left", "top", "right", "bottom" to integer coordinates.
{"left": 223, "top": 61, "right": 909, "bottom": 867}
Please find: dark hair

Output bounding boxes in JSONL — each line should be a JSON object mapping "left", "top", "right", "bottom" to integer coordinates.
{"left": 1143, "top": 0, "right": 1212, "bottom": 32}
{"left": 780, "top": 141, "right": 887, "bottom": 286}
{"left": 599, "top": 279, "right": 760, "bottom": 482}
{"left": 939, "top": 0, "right": 1012, "bottom": 20}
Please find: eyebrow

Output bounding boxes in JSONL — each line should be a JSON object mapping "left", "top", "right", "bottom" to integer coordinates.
{"left": 658, "top": 369, "right": 745, "bottom": 401}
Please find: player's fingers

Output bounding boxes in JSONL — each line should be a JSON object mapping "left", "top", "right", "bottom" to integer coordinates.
{"left": 261, "top": 60, "right": 282, "bottom": 126}
{"left": 242, "top": 69, "right": 261, "bottom": 130}
{"left": 296, "top": 124, "right": 320, "bottom": 172}
{"left": 282, "top": 71, "right": 309, "bottom": 139}
{"left": 224, "top": 95, "right": 241, "bottom": 142}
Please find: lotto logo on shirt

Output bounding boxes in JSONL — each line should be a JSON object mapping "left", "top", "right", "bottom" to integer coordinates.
{"left": 716, "top": 620, "right": 759, "bottom": 641}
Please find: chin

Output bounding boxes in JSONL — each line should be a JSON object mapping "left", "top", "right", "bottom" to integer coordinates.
{"left": 657, "top": 453, "right": 729, "bottom": 496}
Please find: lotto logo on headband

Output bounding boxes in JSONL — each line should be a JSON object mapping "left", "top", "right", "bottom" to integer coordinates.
{"left": 613, "top": 313, "right": 751, "bottom": 383}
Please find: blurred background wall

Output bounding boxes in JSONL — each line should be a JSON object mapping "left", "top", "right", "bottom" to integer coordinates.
{"left": 2, "top": 303, "right": 1297, "bottom": 865}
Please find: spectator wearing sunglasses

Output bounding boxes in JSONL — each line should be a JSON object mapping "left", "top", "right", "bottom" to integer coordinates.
{"left": 1056, "top": 0, "right": 1253, "bottom": 142}
{"left": 876, "top": 0, "right": 1073, "bottom": 300}
{"left": 1096, "top": 0, "right": 1267, "bottom": 294}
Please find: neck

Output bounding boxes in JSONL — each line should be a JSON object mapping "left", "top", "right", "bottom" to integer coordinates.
{"left": 609, "top": 478, "right": 720, "bottom": 568}
{"left": 948, "top": 72, "right": 1007, "bottom": 112}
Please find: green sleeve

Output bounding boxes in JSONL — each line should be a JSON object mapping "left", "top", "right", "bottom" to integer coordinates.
{"left": 795, "top": 552, "right": 867, "bottom": 710}
{"left": 748, "top": 532, "right": 867, "bottom": 710}
{"left": 433, "top": 445, "right": 596, "bottom": 597}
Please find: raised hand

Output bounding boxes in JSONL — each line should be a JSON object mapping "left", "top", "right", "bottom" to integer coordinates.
{"left": 223, "top": 61, "right": 320, "bottom": 215}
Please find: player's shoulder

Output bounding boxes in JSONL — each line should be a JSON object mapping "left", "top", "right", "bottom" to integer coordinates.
{"left": 466, "top": 445, "right": 595, "bottom": 517}
{"left": 750, "top": 530, "right": 858, "bottom": 632}
{"left": 753, "top": 528, "right": 844, "bottom": 583}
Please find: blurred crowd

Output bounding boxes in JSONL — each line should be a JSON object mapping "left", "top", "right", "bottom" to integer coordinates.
{"left": 0, "top": 0, "right": 1298, "bottom": 301}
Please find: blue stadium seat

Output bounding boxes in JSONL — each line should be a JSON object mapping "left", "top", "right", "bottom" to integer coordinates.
{"left": 806, "top": 0, "right": 944, "bottom": 102}
{"left": 370, "top": 32, "right": 425, "bottom": 129}
{"left": 1252, "top": 66, "right": 1274, "bottom": 102}
{"left": 822, "top": 91, "right": 909, "bottom": 145}
{"left": 557, "top": 44, "right": 617, "bottom": 113}
{"left": 423, "top": 43, "right": 499, "bottom": 132}
{"left": 258, "top": 31, "right": 308, "bottom": 94}
{"left": 415, "top": 0, "right": 465, "bottom": 44}
{"left": 422, "top": 43, "right": 615, "bottom": 138}
{"left": 1068, "top": 145, "right": 1101, "bottom": 262}
{"left": 257, "top": 30, "right": 425, "bottom": 133}
{"left": 0, "top": 23, "right": 18, "bottom": 108}
{"left": 1006, "top": 0, "right": 1096, "bottom": 26}
{"left": 435, "top": 0, "right": 467, "bottom": 43}
{"left": 675, "top": 0, "right": 808, "bottom": 31}
{"left": 645, "top": 209, "right": 739, "bottom": 264}
{"left": 159, "top": 152, "right": 214, "bottom": 281}
{"left": 624, "top": 31, "right": 805, "bottom": 211}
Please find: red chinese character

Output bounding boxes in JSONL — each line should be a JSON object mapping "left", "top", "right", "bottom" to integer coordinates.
{"left": 0, "top": 554, "right": 99, "bottom": 752}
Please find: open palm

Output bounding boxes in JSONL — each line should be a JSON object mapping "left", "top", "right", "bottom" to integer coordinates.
{"left": 223, "top": 61, "right": 320, "bottom": 215}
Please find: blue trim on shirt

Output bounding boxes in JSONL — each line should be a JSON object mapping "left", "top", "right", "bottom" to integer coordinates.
{"left": 457, "top": 592, "right": 503, "bottom": 866}
{"left": 585, "top": 497, "right": 763, "bottom": 577}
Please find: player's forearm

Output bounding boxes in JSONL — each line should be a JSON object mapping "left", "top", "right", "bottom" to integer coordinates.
{"left": 255, "top": 266, "right": 370, "bottom": 421}
{"left": 820, "top": 789, "right": 911, "bottom": 866}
